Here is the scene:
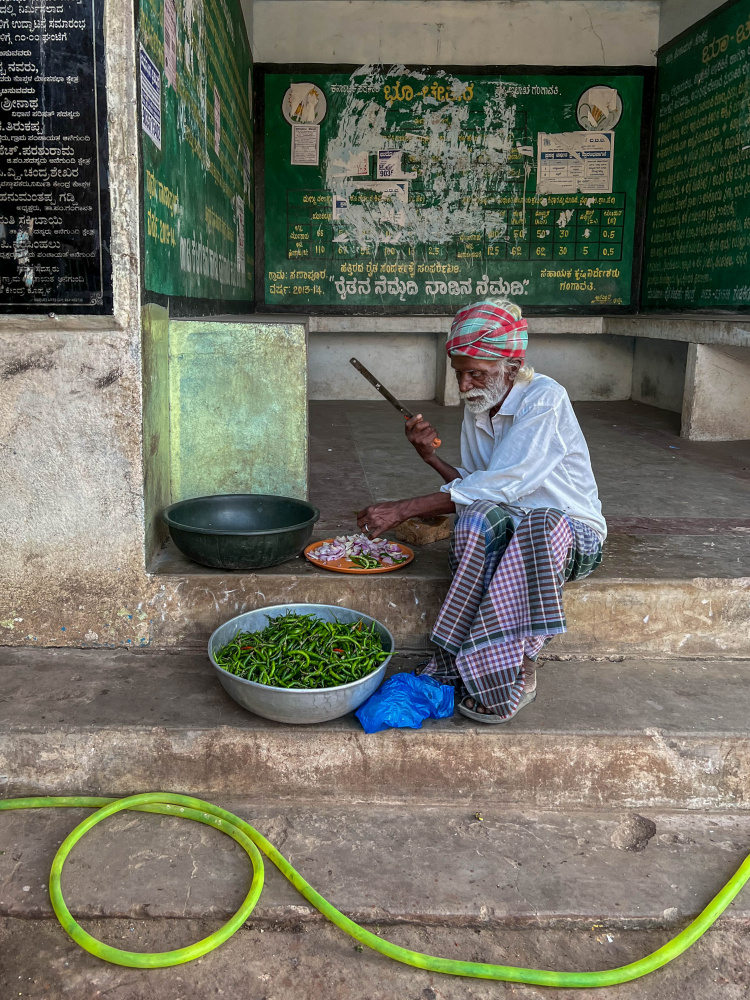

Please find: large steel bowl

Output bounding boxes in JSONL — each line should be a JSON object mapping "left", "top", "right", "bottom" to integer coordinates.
{"left": 162, "top": 494, "right": 320, "bottom": 570}
{"left": 208, "top": 603, "right": 394, "bottom": 724}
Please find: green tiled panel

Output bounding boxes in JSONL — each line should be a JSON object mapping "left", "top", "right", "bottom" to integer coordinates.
{"left": 169, "top": 321, "right": 308, "bottom": 502}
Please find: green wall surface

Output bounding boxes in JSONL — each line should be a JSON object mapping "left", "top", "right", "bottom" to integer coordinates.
{"left": 139, "top": 0, "right": 254, "bottom": 302}
{"left": 168, "top": 320, "right": 308, "bottom": 502}
{"left": 644, "top": 0, "right": 750, "bottom": 310}
{"left": 141, "top": 303, "right": 171, "bottom": 564}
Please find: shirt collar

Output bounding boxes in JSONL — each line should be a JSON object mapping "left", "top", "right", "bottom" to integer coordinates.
{"left": 497, "top": 379, "right": 529, "bottom": 415}
{"left": 470, "top": 378, "right": 531, "bottom": 430}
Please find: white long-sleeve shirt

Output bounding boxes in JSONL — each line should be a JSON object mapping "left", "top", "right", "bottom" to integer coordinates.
{"left": 440, "top": 373, "right": 607, "bottom": 540}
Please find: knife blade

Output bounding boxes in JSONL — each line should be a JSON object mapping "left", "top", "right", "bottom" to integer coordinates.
{"left": 349, "top": 357, "right": 441, "bottom": 447}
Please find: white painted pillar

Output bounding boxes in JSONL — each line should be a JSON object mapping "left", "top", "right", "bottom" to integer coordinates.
{"left": 435, "top": 329, "right": 460, "bottom": 406}
{"left": 681, "top": 343, "right": 750, "bottom": 441}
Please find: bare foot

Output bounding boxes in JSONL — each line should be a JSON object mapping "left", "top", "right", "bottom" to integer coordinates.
{"left": 463, "top": 697, "right": 492, "bottom": 715}
{"left": 524, "top": 656, "right": 537, "bottom": 693}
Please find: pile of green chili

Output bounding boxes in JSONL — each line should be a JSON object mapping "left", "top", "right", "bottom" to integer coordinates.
{"left": 214, "top": 611, "right": 389, "bottom": 689}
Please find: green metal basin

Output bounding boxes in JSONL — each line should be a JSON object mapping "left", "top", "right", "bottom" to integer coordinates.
{"left": 162, "top": 493, "right": 320, "bottom": 570}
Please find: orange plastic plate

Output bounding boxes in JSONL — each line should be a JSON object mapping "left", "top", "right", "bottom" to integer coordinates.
{"left": 304, "top": 539, "right": 415, "bottom": 574}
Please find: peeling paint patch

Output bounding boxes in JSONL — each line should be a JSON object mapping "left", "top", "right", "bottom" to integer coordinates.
{"left": 325, "top": 65, "right": 515, "bottom": 255}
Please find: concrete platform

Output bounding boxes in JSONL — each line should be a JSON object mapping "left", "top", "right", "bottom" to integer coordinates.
{"left": 147, "top": 400, "right": 750, "bottom": 656}
{"left": 3, "top": 648, "right": 750, "bottom": 809}
{"left": 307, "top": 399, "right": 750, "bottom": 534}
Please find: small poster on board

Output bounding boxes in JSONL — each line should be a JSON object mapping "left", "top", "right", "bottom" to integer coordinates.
{"left": 536, "top": 131, "right": 614, "bottom": 194}
{"left": 235, "top": 195, "right": 245, "bottom": 271}
{"left": 291, "top": 123, "right": 320, "bottom": 165}
{"left": 139, "top": 45, "right": 161, "bottom": 149}
{"left": 376, "top": 150, "right": 416, "bottom": 180}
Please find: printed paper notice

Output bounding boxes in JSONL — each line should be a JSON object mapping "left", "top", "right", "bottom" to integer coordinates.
{"left": 139, "top": 45, "right": 161, "bottom": 149}
{"left": 291, "top": 124, "right": 320, "bottom": 165}
{"left": 537, "top": 131, "right": 614, "bottom": 194}
{"left": 376, "top": 150, "right": 417, "bottom": 180}
{"left": 164, "top": 0, "right": 177, "bottom": 89}
{"left": 214, "top": 85, "right": 221, "bottom": 155}
{"left": 235, "top": 195, "right": 245, "bottom": 273}
{"left": 332, "top": 194, "right": 349, "bottom": 221}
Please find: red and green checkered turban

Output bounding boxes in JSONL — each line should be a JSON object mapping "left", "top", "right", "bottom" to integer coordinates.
{"left": 446, "top": 299, "right": 528, "bottom": 359}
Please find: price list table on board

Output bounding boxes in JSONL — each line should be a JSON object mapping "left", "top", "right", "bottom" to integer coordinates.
{"left": 286, "top": 190, "right": 625, "bottom": 264}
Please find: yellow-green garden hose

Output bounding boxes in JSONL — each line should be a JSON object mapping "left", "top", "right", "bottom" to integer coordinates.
{"left": 2, "top": 792, "right": 749, "bottom": 986}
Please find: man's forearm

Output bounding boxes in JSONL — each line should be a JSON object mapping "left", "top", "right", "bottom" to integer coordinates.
{"left": 424, "top": 453, "right": 461, "bottom": 484}
{"left": 398, "top": 491, "right": 456, "bottom": 520}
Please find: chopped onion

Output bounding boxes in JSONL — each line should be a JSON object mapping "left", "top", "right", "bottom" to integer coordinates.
{"left": 313, "top": 533, "right": 407, "bottom": 566}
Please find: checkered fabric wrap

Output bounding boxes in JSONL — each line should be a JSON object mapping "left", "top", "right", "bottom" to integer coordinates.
{"left": 421, "top": 501, "right": 603, "bottom": 719}
{"left": 446, "top": 300, "right": 528, "bottom": 359}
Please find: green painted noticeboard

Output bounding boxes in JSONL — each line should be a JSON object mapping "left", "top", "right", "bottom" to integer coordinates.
{"left": 643, "top": 0, "right": 750, "bottom": 311}
{"left": 260, "top": 65, "right": 648, "bottom": 312}
{"left": 140, "top": 0, "right": 254, "bottom": 302}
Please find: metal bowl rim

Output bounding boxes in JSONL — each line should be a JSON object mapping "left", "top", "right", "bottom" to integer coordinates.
{"left": 208, "top": 603, "right": 394, "bottom": 696}
{"left": 163, "top": 493, "right": 321, "bottom": 536}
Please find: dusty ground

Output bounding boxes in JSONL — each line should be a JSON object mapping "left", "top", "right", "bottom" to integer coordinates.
{"left": 2, "top": 917, "right": 749, "bottom": 999}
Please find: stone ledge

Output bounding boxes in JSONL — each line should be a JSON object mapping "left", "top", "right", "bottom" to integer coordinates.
{"left": 145, "top": 535, "right": 750, "bottom": 655}
{"left": 2, "top": 651, "right": 750, "bottom": 809}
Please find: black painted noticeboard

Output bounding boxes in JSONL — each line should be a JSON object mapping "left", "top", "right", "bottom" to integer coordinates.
{"left": 258, "top": 65, "right": 649, "bottom": 313}
{"left": 643, "top": 0, "right": 750, "bottom": 311}
{"left": 0, "top": 0, "right": 111, "bottom": 312}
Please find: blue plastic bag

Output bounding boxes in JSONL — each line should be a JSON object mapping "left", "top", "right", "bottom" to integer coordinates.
{"left": 355, "top": 672, "right": 454, "bottom": 734}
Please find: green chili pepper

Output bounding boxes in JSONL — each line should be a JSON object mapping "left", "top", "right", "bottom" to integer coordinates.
{"left": 213, "top": 611, "right": 390, "bottom": 690}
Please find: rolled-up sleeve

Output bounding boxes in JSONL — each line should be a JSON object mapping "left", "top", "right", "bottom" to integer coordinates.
{"left": 440, "top": 398, "right": 565, "bottom": 507}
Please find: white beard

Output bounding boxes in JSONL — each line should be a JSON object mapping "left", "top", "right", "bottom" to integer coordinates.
{"left": 460, "top": 372, "right": 510, "bottom": 413}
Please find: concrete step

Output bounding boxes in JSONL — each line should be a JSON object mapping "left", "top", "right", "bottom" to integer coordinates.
{"left": 3, "top": 917, "right": 747, "bottom": 1000}
{"left": 2, "top": 800, "right": 750, "bottom": 929}
{"left": 149, "top": 533, "right": 750, "bottom": 657}
{"left": 2, "top": 649, "right": 750, "bottom": 810}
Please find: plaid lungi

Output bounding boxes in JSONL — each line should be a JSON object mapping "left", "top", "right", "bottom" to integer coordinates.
{"left": 421, "top": 501, "right": 603, "bottom": 719}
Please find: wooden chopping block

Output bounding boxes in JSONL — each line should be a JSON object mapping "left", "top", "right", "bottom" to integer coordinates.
{"left": 395, "top": 515, "right": 453, "bottom": 546}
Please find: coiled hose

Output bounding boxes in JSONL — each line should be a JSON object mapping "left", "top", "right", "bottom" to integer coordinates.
{"left": 2, "top": 792, "right": 749, "bottom": 986}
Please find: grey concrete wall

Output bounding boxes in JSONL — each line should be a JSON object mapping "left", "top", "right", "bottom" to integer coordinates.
{"left": 309, "top": 331, "right": 635, "bottom": 402}
{"left": 253, "top": 1, "right": 660, "bottom": 65}
{"left": 526, "top": 334, "right": 634, "bottom": 401}
{"left": 682, "top": 344, "right": 750, "bottom": 441}
{"left": 308, "top": 332, "right": 437, "bottom": 400}
{"left": 658, "top": 0, "right": 728, "bottom": 46}
{"left": 0, "top": 0, "right": 149, "bottom": 647}
{"left": 631, "top": 337, "right": 688, "bottom": 413}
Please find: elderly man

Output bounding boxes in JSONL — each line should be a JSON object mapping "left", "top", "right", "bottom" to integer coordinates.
{"left": 357, "top": 298, "right": 606, "bottom": 723}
